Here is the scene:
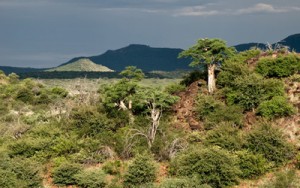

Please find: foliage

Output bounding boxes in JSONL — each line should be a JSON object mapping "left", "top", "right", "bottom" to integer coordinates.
{"left": 164, "top": 82, "right": 186, "bottom": 94}
{"left": 203, "top": 122, "right": 243, "bottom": 150}
{"left": 261, "top": 169, "right": 300, "bottom": 188}
{"left": 257, "top": 96, "right": 295, "bottom": 119}
{"left": 74, "top": 168, "right": 107, "bottom": 188}
{"left": 159, "top": 177, "right": 212, "bottom": 188}
{"left": 0, "top": 154, "right": 42, "bottom": 188}
{"left": 123, "top": 154, "right": 157, "bottom": 187}
{"left": 52, "top": 162, "right": 82, "bottom": 186}
{"left": 256, "top": 54, "right": 300, "bottom": 78}
{"left": 120, "top": 66, "right": 145, "bottom": 81}
{"left": 236, "top": 150, "right": 270, "bottom": 179}
{"left": 102, "top": 78, "right": 138, "bottom": 109}
{"left": 179, "top": 38, "right": 235, "bottom": 68}
{"left": 103, "top": 160, "right": 122, "bottom": 175}
{"left": 245, "top": 124, "right": 295, "bottom": 166}
{"left": 51, "top": 87, "right": 68, "bottom": 97}
{"left": 195, "top": 94, "right": 243, "bottom": 128}
{"left": 295, "top": 152, "right": 300, "bottom": 169}
{"left": 224, "top": 74, "right": 285, "bottom": 111}
{"left": 170, "top": 146, "right": 241, "bottom": 188}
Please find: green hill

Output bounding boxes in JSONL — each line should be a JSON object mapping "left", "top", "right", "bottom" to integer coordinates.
{"left": 46, "top": 58, "right": 114, "bottom": 72}
{"left": 61, "top": 44, "right": 191, "bottom": 72}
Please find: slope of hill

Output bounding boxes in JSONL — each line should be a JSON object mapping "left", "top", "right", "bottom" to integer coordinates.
{"left": 46, "top": 58, "right": 114, "bottom": 72}
{"left": 61, "top": 44, "right": 191, "bottom": 72}
{"left": 234, "top": 33, "right": 300, "bottom": 52}
{"left": 234, "top": 43, "right": 266, "bottom": 52}
{"left": 277, "top": 33, "right": 300, "bottom": 52}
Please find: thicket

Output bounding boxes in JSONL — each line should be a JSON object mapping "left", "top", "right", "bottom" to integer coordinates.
{"left": 256, "top": 54, "right": 300, "bottom": 78}
{"left": 0, "top": 47, "right": 300, "bottom": 188}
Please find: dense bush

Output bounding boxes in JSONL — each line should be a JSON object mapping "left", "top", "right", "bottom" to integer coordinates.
{"left": 203, "top": 123, "right": 243, "bottom": 151}
{"left": 164, "top": 83, "right": 186, "bottom": 94}
{"left": 245, "top": 124, "right": 295, "bottom": 166}
{"left": 123, "top": 154, "right": 157, "bottom": 188}
{"left": 159, "top": 177, "right": 212, "bottom": 188}
{"left": 0, "top": 154, "right": 42, "bottom": 188}
{"left": 74, "top": 169, "right": 107, "bottom": 188}
{"left": 296, "top": 153, "right": 300, "bottom": 169}
{"left": 52, "top": 162, "right": 82, "bottom": 186}
{"left": 102, "top": 160, "right": 122, "bottom": 175}
{"left": 195, "top": 94, "right": 243, "bottom": 128}
{"left": 180, "top": 70, "right": 207, "bottom": 86}
{"left": 170, "top": 146, "right": 241, "bottom": 188}
{"left": 236, "top": 150, "right": 270, "bottom": 179}
{"left": 51, "top": 87, "right": 68, "bottom": 97}
{"left": 225, "top": 74, "right": 285, "bottom": 111}
{"left": 261, "top": 169, "right": 300, "bottom": 188}
{"left": 256, "top": 54, "right": 300, "bottom": 78}
{"left": 257, "top": 96, "right": 295, "bottom": 119}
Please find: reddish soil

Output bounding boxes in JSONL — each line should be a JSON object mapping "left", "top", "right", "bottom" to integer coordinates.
{"left": 172, "top": 80, "right": 205, "bottom": 130}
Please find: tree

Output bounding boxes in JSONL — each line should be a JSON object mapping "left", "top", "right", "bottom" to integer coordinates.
{"left": 130, "top": 88, "right": 179, "bottom": 148}
{"left": 120, "top": 66, "right": 145, "bottom": 81}
{"left": 179, "top": 38, "right": 235, "bottom": 93}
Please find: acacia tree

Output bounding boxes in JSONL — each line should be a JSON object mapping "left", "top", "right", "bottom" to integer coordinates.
{"left": 179, "top": 38, "right": 235, "bottom": 94}
{"left": 129, "top": 88, "right": 179, "bottom": 149}
{"left": 102, "top": 66, "right": 144, "bottom": 122}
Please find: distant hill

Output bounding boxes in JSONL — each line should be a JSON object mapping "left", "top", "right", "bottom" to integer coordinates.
{"left": 234, "top": 33, "right": 300, "bottom": 52}
{"left": 234, "top": 43, "right": 266, "bottom": 52}
{"left": 0, "top": 66, "right": 45, "bottom": 75}
{"left": 276, "top": 33, "right": 300, "bottom": 52}
{"left": 46, "top": 58, "right": 114, "bottom": 72}
{"left": 61, "top": 44, "right": 191, "bottom": 72}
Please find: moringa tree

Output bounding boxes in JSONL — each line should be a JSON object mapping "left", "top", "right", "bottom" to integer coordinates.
{"left": 179, "top": 38, "right": 235, "bottom": 94}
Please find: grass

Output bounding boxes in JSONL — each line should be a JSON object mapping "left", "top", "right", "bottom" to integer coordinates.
{"left": 37, "top": 78, "right": 181, "bottom": 93}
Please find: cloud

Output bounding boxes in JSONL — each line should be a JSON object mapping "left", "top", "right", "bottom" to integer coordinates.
{"left": 236, "top": 3, "right": 300, "bottom": 15}
{"left": 173, "top": 6, "right": 221, "bottom": 16}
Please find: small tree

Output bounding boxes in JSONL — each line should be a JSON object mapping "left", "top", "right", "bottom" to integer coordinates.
{"left": 179, "top": 38, "right": 235, "bottom": 93}
{"left": 123, "top": 154, "right": 157, "bottom": 187}
{"left": 130, "top": 88, "right": 179, "bottom": 148}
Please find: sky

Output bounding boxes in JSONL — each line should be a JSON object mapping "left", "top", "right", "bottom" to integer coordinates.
{"left": 0, "top": 0, "right": 300, "bottom": 68}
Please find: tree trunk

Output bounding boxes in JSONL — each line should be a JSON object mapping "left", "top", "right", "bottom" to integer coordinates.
{"left": 148, "top": 108, "right": 160, "bottom": 148}
{"left": 207, "top": 63, "right": 216, "bottom": 94}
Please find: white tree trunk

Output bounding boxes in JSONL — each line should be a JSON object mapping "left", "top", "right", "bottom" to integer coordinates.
{"left": 207, "top": 64, "right": 216, "bottom": 94}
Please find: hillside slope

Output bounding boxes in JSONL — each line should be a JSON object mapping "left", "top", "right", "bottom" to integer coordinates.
{"left": 46, "top": 58, "right": 114, "bottom": 72}
{"left": 61, "top": 44, "right": 191, "bottom": 72}
{"left": 234, "top": 33, "right": 300, "bottom": 52}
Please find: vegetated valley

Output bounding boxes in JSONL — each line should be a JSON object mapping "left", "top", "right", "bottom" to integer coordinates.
{"left": 1, "top": 39, "right": 300, "bottom": 188}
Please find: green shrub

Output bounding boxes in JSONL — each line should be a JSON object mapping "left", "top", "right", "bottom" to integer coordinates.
{"left": 15, "top": 87, "right": 34, "bottom": 103}
{"left": 295, "top": 153, "right": 300, "bottom": 169}
{"left": 159, "top": 177, "right": 212, "bottom": 188}
{"left": 10, "top": 157, "right": 42, "bottom": 188}
{"left": 123, "top": 154, "right": 157, "bottom": 188}
{"left": 256, "top": 54, "right": 300, "bottom": 78}
{"left": 224, "top": 74, "right": 285, "bottom": 111}
{"left": 203, "top": 123, "right": 243, "bottom": 151}
{"left": 0, "top": 169, "right": 18, "bottom": 188}
{"left": 52, "top": 162, "right": 82, "bottom": 186}
{"left": 257, "top": 96, "right": 295, "bottom": 119}
{"left": 103, "top": 160, "right": 122, "bottom": 175}
{"left": 261, "top": 169, "right": 300, "bottom": 188}
{"left": 164, "top": 83, "right": 186, "bottom": 94}
{"left": 170, "top": 146, "right": 241, "bottom": 188}
{"left": 236, "top": 150, "right": 270, "bottom": 179}
{"left": 51, "top": 87, "right": 68, "bottom": 97}
{"left": 195, "top": 94, "right": 243, "bottom": 129}
{"left": 74, "top": 168, "right": 107, "bottom": 188}
{"left": 245, "top": 124, "right": 295, "bottom": 166}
